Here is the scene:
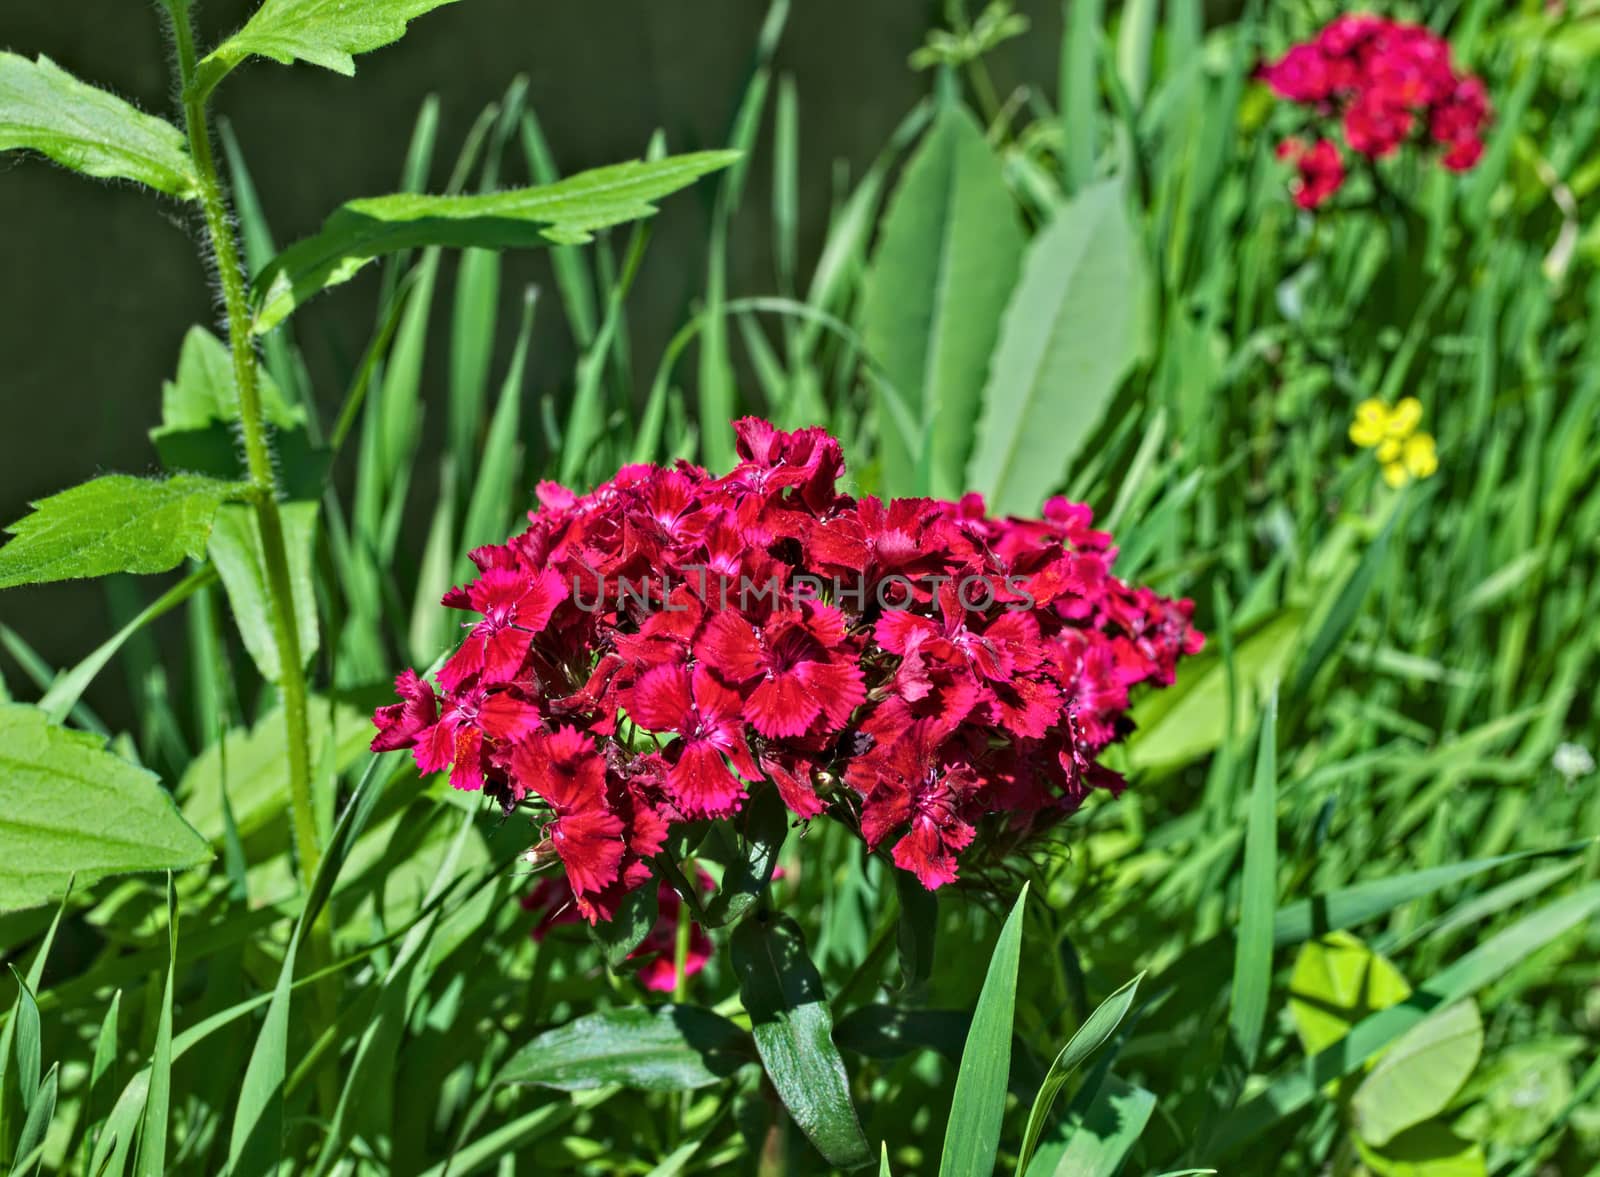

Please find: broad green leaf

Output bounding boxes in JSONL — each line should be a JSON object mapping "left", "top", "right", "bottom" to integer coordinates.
{"left": 732, "top": 912, "right": 873, "bottom": 1170}
{"left": 1352, "top": 1001, "right": 1483, "bottom": 1148}
{"left": 207, "top": 501, "right": 320, "bottom": 683}
{"left": 0, "top": 705, "right": 211, "bottom": 912}
{"left": 861, "top": 102, "right": 1025, "bottom": 497}
{"left": 940, "top": 884, "right": 1029, "bottom": 1177}
{"left": 0, "top": 53, "right": 197, "bottom": 198}
{"left": 966, "top": 179, "right": 1148, "bottom": 515}
{"left": 1230, "top": 692, "right": 1277, "bottom": 1068}
{"left": 500, "top": 1005, "right": 748, "bottom": 1092}
{"left": 252, "top": 151, "right": 738, "bottom": 333}
{"left": 0, "top": 474, "right": 247, "bottom": 589}
{"left": 1288, "top": 932, "right": 1411, "bottom": 1056}
{"left": 179, "top": 697, "right": 368, "bottom": 842}
{"left": 227, "top": 929, "right": 301, "bottom": 1177}
{"left": 1026, "top": 1073, "right": 1156, "bottom": 1177}
{"left": 199, "top": 0, "right": 461, "bottom": 93}
{"left": 1015, "top": 972, "right": 1143, "bottom": 1177}
{"left": 1126, "top": 609, "right": 1304, "bottom": 773}
{"left": 1356, "top": 1121, "right": 1488, "bottom": 1177}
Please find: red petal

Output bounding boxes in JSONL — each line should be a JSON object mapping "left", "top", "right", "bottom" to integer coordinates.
{"left": 550, "top": 807, "right": 625, "bottom": 896}
{"left": 696, "top": 610, "right": 764, "bottom": 683}
{"left": 668, "top": 742, "right": 746, "bottom": 818}
{"left": 628, "top": 664, "right": 694, "bottom": 732}
{"left": 746, "top": 673, "right": 823, "bottom": 739}
{"left": 478, "top": 691, "right": 542, "bottom": 741}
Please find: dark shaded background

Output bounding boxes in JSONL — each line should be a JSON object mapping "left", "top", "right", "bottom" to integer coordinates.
{"left": 0, "top": 1, "right": 1086, "bottom": 686}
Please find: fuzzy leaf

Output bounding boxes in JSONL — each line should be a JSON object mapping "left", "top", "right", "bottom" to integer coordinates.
{"left": 251, "top": 151, "right": 738, "bottom": 332}
{"left": 0, "top": 705, "right": 211, "bottom": 911}
{"left": 0, "top": 53, "right": 198, "bottom": 198}
{"left": 0, "top": 474, "right": 248, "bottom": 589}
{"left": 199, "top": 0, "right": 462, "bottom": 93}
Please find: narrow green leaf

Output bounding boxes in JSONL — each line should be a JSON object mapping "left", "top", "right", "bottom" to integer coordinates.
{"left": 11, "top": 1061, "right": 56, "bottom": 1177}
{"left": 226, "top": 929, "right": 300, "bottom": 1177}
{"left": 40, "top": 564, "right": 217, "bottom": 725}
{"left": 458, "top": 287, "right": 534, "bottom": 565}
{"left": 0, "top": 52, "right": 197, "bottom": 198}
{"left": 134, "top": 877, "right": 177, "bottom": 1177}
{"left": 940, "top": 884, "right": 1029, "bottom": 1177}
{"left": 8, "top": 967, "right": 41, "bottom": 1110}
{"left": 0, "top": 475, "right": 247, "bottom": 590}
{"left": 87, "top": 989, "right": 123, "bottom": 1150}
{"left": 1292, "top": 512, "right": 1396, "bottom": 698}
{"left": 207, "top": 501, "right": 320, "bottom": 683}
{"left": 408, "top": 459, "right": 458, "bottom": 665}
{"left": 967, "top": 179, "right": 1148, "bottom": 515}
{"left": 588, "top": 883, "right": 661, "bottom": 970}
{"left": 701, "top": 787, "right": 787, "bottom": 929}
{"left": 1027, "top": 1073, "right": 1155, "bottom": 1177}
{"left": 199, "top": 0, "right": 461, "bottom": 94}
{"left": 862, "top": 102, "right": 1025, "bottom": 497}
{"left": 1059, "top": 0, "right": 1104, "bottom": 192}
{"left": 733, "top": 913, "right": 872, "bottom": 1169}
{"left": 0, "top": 706, "right": 211, "bottom": 912}
{"left": 500, "top": 1005, "right": 747, "bottom": 1092}
{"left": 252, "top": 151, "right": 737, "bottom": 333}
{"left": 892, "top": 870, "right": 939, "bottom": 1000}
{"left": 1352, "top": 1000, "right": 1483, "bottom": 1148}
{"left": 1230, "top": 691, "right": 1278, "bottom": 1068}
{"left": 1015, "top": 972, "right": 1143, "bottom": 1177}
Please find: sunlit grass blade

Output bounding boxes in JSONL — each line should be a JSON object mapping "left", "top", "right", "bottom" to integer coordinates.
{"left": 939, "top": 883, "right": 1029, "bottom": 1177}
{"left": 1230, "top": 689, "right": 1277, "bottom": 1070}
{"left": 1015, "top": 972, "right": 1144, "bottom": 1176}
{"left": 134, "top": 875, "right": 178, "bottom": 1177}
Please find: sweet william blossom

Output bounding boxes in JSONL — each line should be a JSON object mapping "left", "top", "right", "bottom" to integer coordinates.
{"left": 374, "top": 419, "right": 1202, "bottom": 912}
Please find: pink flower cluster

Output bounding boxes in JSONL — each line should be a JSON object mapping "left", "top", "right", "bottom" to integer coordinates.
{"left": 1259, "top": 14, "right": 1491, "bottom": 208}
{"left": 372, "top": 420, "right": 1201, "bottom": 922}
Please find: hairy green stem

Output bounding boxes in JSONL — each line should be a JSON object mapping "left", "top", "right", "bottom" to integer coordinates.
{"left": 166, "top": 3, "right": 319, "bottom": 890}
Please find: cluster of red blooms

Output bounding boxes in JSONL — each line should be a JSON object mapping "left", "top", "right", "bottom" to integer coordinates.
{"left": 1259, "top": 14, "right": 1491, "bottom": 209}
{"left": 372, "top": 419, "right": 1202, "bottom": 923}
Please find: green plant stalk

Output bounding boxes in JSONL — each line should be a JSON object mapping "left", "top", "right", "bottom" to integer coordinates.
{"left": 166, "top": 3, "right": 318, "bottom": 890}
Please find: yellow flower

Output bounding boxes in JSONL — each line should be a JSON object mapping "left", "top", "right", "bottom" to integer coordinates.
{"left": 1402, "top": 432, "right": 1437, "bottom": 480}
{"left": 1351, "top": 397, "right": 1437, "bottom": 487}
{"left": 1349, "top": 399, "right": 1390, "bottom": 448}
{"left": 1387, "top": 397, "right": 1422, "bottom": 439}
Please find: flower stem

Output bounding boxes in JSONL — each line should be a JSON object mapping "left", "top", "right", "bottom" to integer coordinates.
{"left": 166, "top": 2, "right": 319, "bottom": 890}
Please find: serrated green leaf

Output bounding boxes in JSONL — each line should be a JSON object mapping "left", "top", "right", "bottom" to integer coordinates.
{"left": 966, "top": 179, "right": 1148, "bottom": 515}
{"left": 207, "top": 501, "right": 320, "bottom": 683}
{"left": 861, "top": 102, "right": 1025, "bottom": 498}
{"left": 500, "top": 1005, "right": 748, "bottom": 1092}
{"left": 1353, "top": 1001, "right": 1483, "bottom": 1148}
{"left": 251, "top": 151, "right": 738, "bottom": 333}
{"left": 0, "top": 474, "right": 247, "bottom": 590}
{"left": 0, "top": 52, "right": 197, "bottom": 198}
{"left": 941, "top": 884, "right": 1029, "bottom": 1177}
{"left": 199, "top": 0, "right": 461, "bottom": 93}
{"left": 733, "top": 913, "right": 872, "bottom": 1170}
{"left": 0, "top": 705, "right": 211, "bottom": 912}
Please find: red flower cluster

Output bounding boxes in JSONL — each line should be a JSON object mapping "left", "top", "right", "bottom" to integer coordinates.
{"left": 373, "top": 419, "right": 1201, "bottom": 921}
{"left": 1259, "top": 14, "right": 1491, "bottom": 208}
